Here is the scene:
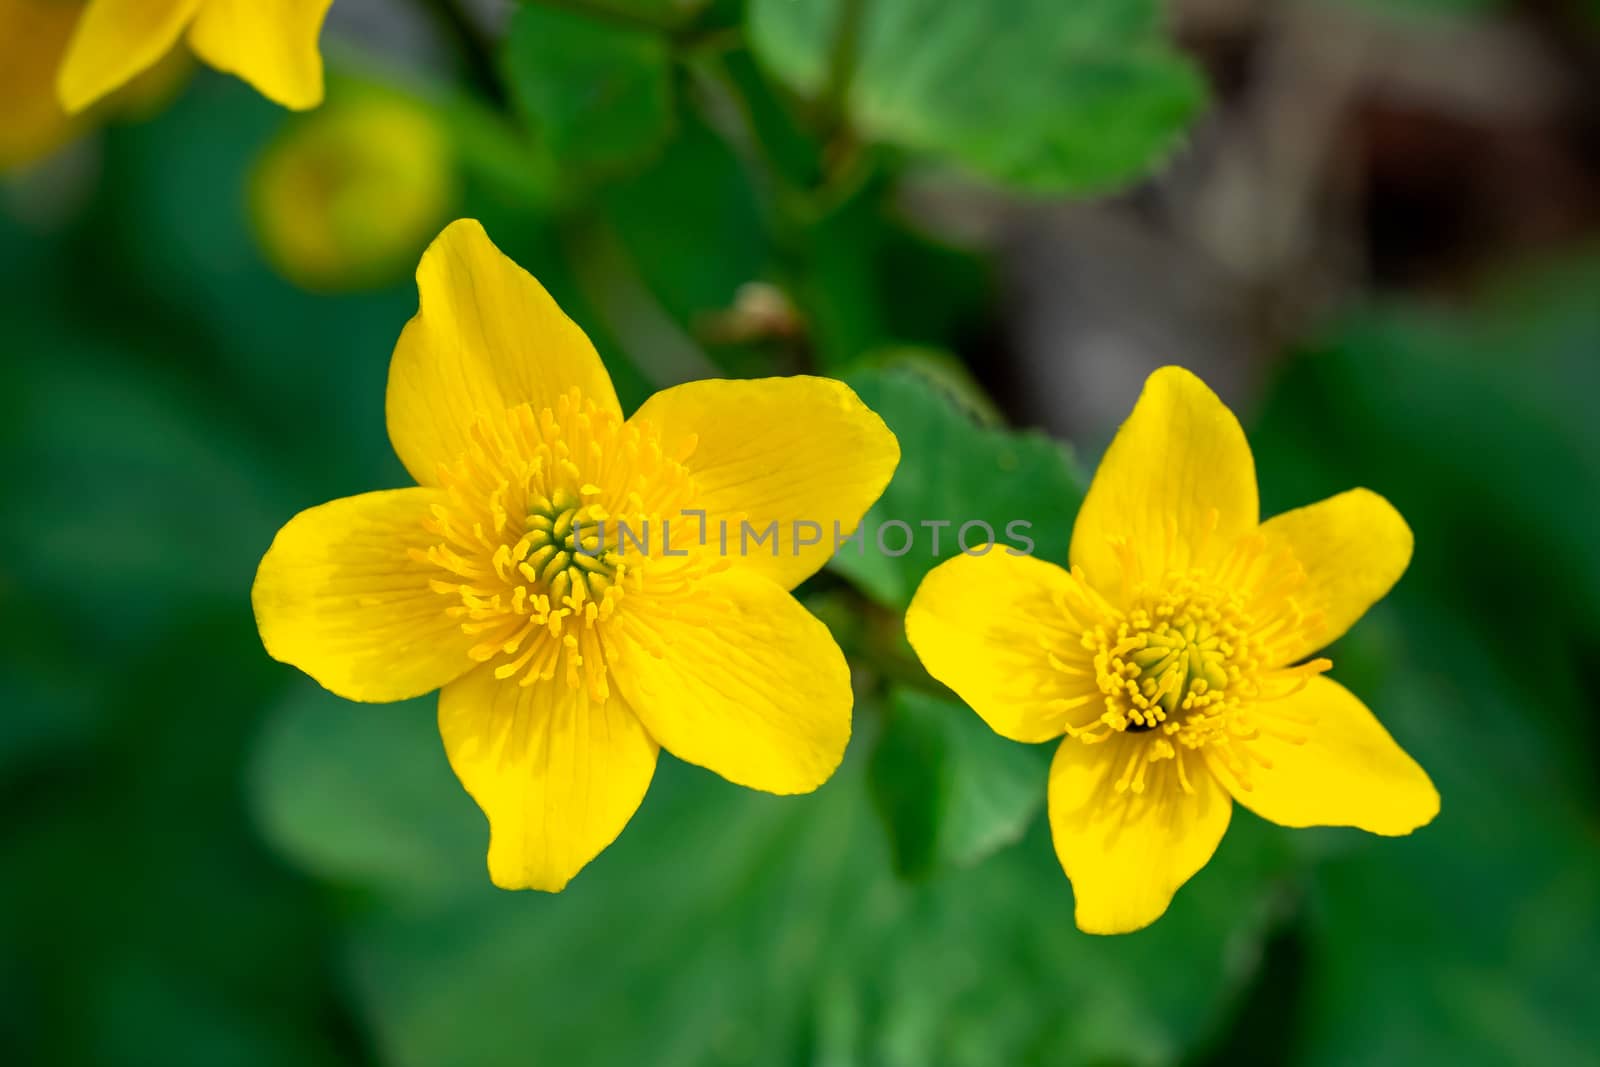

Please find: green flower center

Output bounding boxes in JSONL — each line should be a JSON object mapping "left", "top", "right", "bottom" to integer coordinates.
{"left": 1088, "top": 580, "right": 1256, "bottom": 739}
{"left": 523, "top": 489, "right": 615, "bottom": 605}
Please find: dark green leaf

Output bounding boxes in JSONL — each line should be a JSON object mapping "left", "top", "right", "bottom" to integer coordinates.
{"left": 747, "top": 0, "right": 1206, "bottom": 193}
{"left": 501, "top": 5, "right": 676, "bottom": 181}
{"left": 869, "top": 686, "right": 1048, "bottom": 877}
{"left": 1294, "top": 606, "right": 1599, "bottom": 1066}
{"left": 251, "top": 683, "right": 486, "bottom": 902}
{"left": 322, "top": 754, "right": 1280, "bottom": 1067}
{"left": 830, "top": 359, "right": 1088, "bottom": 609}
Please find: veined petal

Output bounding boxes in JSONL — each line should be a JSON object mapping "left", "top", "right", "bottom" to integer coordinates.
{"left": 439, "top": 666, "right": 658, "bottom": 892}
{"left": 386, "top": 219, "right": 621, "bottom": 486}
{"left": 252, "top": 488, "right": 477, "bottom": 702}
{"left": 628, "top": 376, "right": 899, "bottom": 590}
{"left": 906, "top": 551, "right": 1100, "bottom": 743}
{"left": 57, "top": 0, "right": 199, "bottom": 113}
{"left": 186, "top": 0, "right": 332, "bottom": 111}
{"left": 1070, "top": 367, "right": 1258, "bottom": 602}
{"left": 608, "top": 568, "right": 852, "bottom": 794}
{"left": 1257, "top": 488, "right": 1413, "bottom": 665}
{"left": 1049, "top": 735, "right": 1233, "bottom": 934}
{"left": 1214, "top": 676, "right": 1438, "bottom": 836}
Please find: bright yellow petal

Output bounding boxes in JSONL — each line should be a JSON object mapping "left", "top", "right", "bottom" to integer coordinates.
{"left": 1213, "top": 676, "right": 1438, "bottom": 836}
{"left": 628, "top": 376, "right": 900, "bottom": 590}
{"left": 1069, "top": 366, "right": 1258, "bottom": 601}
{"left": 252, "top": 488, "right": 478, "bottom": 702}
{"left": 185, "top": 0, "right": 331, "bottom": 111}
{"left": 1049, "top": 735, "right": 1233, "bottom": 934}
{"left": 386, "top": 219, "right": 621, "bottom": 486}
{"left": 57, "top": 0, "right": 199, "bottom": 113}
{"left": 1257, "top": 488, "right": 1413, "bottom": 664}
{"left": 607, "top": 568, "right": 852, "bottom": 794}
{"left": 906, "top": 550, "right": 1100, "bottom": 743}
{"left": 439, "top": 666, "right": 658, "bottom": 891}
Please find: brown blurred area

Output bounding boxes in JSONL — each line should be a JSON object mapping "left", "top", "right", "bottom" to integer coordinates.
{"left": 904, "top": 0, "right": 1600, "bottom": 437}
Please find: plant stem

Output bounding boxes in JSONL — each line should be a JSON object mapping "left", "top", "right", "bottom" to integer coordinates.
{"left": 417, "top": 0, "right": 505, "bottom": 105}
{"left": 820, "top": 0, "right": 867, "bottom": 132}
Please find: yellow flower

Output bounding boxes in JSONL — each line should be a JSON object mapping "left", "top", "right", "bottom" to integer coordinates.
{"left": 0, "top": 0, "right": 184, "bottom": 170}
{"left": 252, "top": 219, "right": 900, "bottom": 891}
{"left": 57, "top": 0, "right": 333, "bottom": 114}
{"left": 0, "top": 0, "right": 82, "bottom": 170}
{"left": 905, "top": 366, "right": 1437, "bottom": 935}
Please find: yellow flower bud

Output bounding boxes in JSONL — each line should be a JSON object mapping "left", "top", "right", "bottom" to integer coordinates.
{"left": 250, "top": 90, "right": 456, "bottom": 291}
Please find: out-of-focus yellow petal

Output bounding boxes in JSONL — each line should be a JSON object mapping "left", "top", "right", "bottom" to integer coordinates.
{"left": 439, "top": 666, "right": 658, "bottom": 892}
{"left": 57, "top": 0, "right": 199, "bottom": 114}
{"left": 1256, "top": 488, "right": 1413, "bottom": 664}
{"left": 186, "top": 0, "right": 332, "bottom": 111}
{"left": 628, "top": 376, "right": 899, "bottom": 590}
{"left": 906, "top": 551, "right": 1100, "bottom": 743}
{"left": 1070, "top": 366, "right": 1258, "bottom": 603}
{"left": 252, "top": 488, "right": 478, "bottom": 702}
{"left": 1213, "top": 676, "right": 1438, "bottom": 836}
{"left": 0, "top": 0, "right": 83, "bottom": 170}
{"left": 1048, "top": 735, "right": 1232, "bottom": 934}
{"left": 608, "top": 568, "right": 851, "bottom": 794}
{"left": 386, "top": 219, "right": 620, "bottom": 486}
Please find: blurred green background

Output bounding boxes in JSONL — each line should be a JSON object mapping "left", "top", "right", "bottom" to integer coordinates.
{"left": 3, "top": 0, "right": 1598, "bottom": 1064}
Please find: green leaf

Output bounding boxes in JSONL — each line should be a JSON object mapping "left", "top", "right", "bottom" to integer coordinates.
{"left": 322, "top": 752, "right": 1281, "bottom": 1067}
{"left": 501, "top": 5, "right": 676, "bottom": 181}
{"left": 829, "top": 359, "right": 1088, "bottom": 609}
{"left": 869, "top": 687, "right": 1048, "bottom": 877}
{"left": 1293, "top": 607, "right": 1599, "bottom": 1066}
{"left": 0, "top": 327, "right": 291, "bottom": 633}
{"left": 252, "top": 693, "right": 1284, "bottom": 1067}
{"left": 747, "top": 0, "right": 1206, "bottom": 193}
{"left": 250, "top": 683, "right": 486, "bottom": 902}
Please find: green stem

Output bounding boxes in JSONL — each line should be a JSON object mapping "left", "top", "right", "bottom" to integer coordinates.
{"left": 417, "top": 0, "right": 505, "bottom": 104}
{"left": 819, "top": 0, "right": 867, "bottom": 133}
{"left": 560, "top": 213, "right": 723, "bottom": 389}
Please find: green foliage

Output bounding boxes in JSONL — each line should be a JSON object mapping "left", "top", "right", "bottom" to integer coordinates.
{"left": 5, "top": 2, "right": 1598, "bottom": 1066}
{"left": 249, "top": 689, "right": 1284, "bottom": 1067}
{"left": 501, "top": 5, "right": 677, "bottom": 181}
{"left": 830, "top": 359, "right": 1087, "bottom": 608}
{"left": 748, "top": 0, "right": 1207, "bottom": 192}
{"left": 869, "top": 687, "right": 1048, "bottom": 877}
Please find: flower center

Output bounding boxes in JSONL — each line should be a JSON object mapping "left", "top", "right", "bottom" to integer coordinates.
{"left": 1090, "top": 579, "right": 1257, "bottom": 741}
{"left": 1044, "top": 532, "right": 1334, "bottom": 795}
{"left": 414, "top": 390, "right": 699, "bottom": 702}
{"left": 523, "top": 489, "right": 616, "bottom": 605}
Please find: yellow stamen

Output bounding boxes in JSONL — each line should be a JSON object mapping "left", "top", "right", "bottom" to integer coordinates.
{"left": 417, "top": 390, "right": 702, "bottom": 702}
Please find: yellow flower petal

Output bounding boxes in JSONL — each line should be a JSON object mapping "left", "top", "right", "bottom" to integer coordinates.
{"left": 185, "top": 0, "right": 332, "bottom": 111}
{"left": 439, "top": 665, "right": 658, "bottom": 892}
{"left": 1214, "top": 676, "right": 1438, "bottom": 835}
{"left": 0, "top": 0, "right": 82, "bottom": 170}
{"left": 608, "top": 569, "right": 852, "bottom": 794}
{"left": 906, "top": 551, "right": 1099, "bottom": 743}
{"left": 386, "top": 219, "right": 621, "bottom": 486}
{"left": 1048, "top": 734, "right": 1233, "bottom": 934}
{"left": 57, "top": 0, "right": 199, "bottom": 114}
{"left": 628, "top": 376, "right": 899, "bottom": 590}
{"left": 1069, "top": 366, "right": 1258, "bottom": 601}
{"left": 252, "top": 488, "right": 478, "bottom": 702}
{"left": 1257, "top": 488, "right": 1413, "bottom": 665}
